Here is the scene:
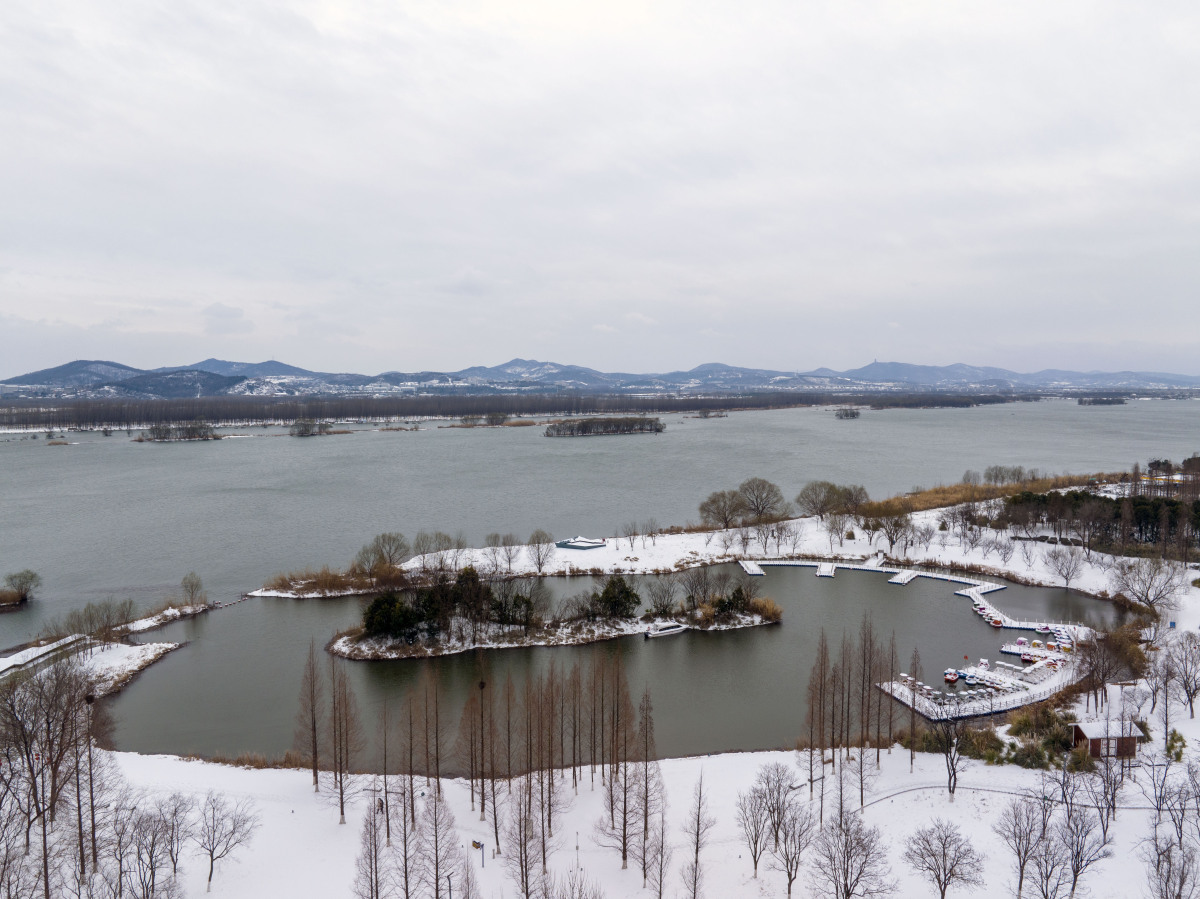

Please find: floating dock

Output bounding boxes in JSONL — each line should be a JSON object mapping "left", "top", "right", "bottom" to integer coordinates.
{"left": 816, "top": 563, "right": 836, "bottom": 577}
{"left": 888, "top": 570, "right": 919, "bottom": 585}
{"left": 738, "top": 560, "right": 765, "bottom": 576}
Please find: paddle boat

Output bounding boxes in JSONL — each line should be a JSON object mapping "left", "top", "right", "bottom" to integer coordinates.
{"left": 944, "top": 669, "right": 960, "bottom": 683}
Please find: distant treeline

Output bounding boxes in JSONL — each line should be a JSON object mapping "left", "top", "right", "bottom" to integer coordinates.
{"left": 544, "top": 416, "right": 665, "bottom": 437}
{"left": 0, "top": 391, "right": 1035, "bottom": 429}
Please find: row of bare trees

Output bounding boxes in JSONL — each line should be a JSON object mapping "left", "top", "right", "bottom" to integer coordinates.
{"left": 0, "top": 657, "right": 257, "bottom": 898}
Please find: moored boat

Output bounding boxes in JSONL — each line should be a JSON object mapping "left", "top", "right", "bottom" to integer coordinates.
{"left": 555, "top": 536, "right": 608, "bottom": 550}
{"left": 944, "top": 668, "right": 960, "bottom": 683}
{"left": 645, "top": 622, "right": 688, "bottom": 639}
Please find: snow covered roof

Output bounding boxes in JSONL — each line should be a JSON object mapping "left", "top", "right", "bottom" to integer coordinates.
{"left": 1075, "top": 721, "right": 1133, "bottom": 739}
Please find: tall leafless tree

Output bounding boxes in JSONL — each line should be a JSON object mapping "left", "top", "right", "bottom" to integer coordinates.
{"left": 680, "top": 772, "right": 715, "bottom": 899}
{"left": 295, "top": 639, "right": 324, "bottom": 791}
{"left": 993, "top": 797, "right": 1041, "bottom": 899}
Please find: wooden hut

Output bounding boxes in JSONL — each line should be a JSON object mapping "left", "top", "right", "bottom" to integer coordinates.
{"left": 1072, "top": 721, "right": 1138, "bottom": 760}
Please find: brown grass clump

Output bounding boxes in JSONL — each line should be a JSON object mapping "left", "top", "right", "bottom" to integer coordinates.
{"left": 861, "top": 472, "right": 1122, "bottom": 516}
{"left": 0, "top": 589, "right": 23, "bottom": 607}
{"left": 47, "top": 440, "right": 69, "bottom": 446}
{"left": 193, "top": 750, "right": 307, "bottom": 770}
{"left": 749, "top": 597, "right": 783, "bottom": 623}
{"left": 263, "top": 567, "right": 368, "bottom": 595}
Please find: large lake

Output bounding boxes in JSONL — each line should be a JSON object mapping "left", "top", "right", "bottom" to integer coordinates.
{"left": 0, "top": 398, "right": 1193, "bottom": 759}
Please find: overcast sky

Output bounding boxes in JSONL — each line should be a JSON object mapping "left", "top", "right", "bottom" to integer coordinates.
{"left": 2, "top": 1, "right": 1199, "bottom": 378}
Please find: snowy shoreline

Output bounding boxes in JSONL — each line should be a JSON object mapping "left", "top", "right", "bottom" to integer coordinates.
{"left": 328, "top": 612, "right": 776, "bottom": 660}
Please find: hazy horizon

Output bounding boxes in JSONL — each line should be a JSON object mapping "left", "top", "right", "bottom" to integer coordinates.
{"left": 3, "top": 2, "right": 1199, "bottom": 375}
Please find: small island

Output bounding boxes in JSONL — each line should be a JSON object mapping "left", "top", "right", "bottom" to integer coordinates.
{"left": 328, "top": 568, "right": 782, "bottom": 660}
{"left": 544, "top": 416, "right": 665, "bottom": 437}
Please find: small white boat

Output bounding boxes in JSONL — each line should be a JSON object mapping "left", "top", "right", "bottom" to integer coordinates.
{"left": 645, "top": 622, "right": 688, "bottom": 639}
{"left": 555, "top": 536, "right": 608, "bottom": 550}
{"left": 979, "top": 659, "right": 990, "bottom": 670}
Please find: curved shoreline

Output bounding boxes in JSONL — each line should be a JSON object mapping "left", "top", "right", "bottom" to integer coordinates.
{"left": 328, "top": 612, "right": 776, "bottom": 660}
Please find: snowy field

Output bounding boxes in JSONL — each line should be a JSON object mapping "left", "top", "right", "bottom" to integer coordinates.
{"left": 113, "top": 676, "right": 1196, "bottom": 899}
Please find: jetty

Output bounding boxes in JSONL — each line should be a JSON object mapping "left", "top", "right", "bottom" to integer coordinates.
{"left": 738, "top": 560, "right": 765, "bottom": 576}
{"left": 758, "top": 561, "right": 1090, "bottom": 639}
{"left": 879, "top": 661, "right": 1076, "bottom": 721}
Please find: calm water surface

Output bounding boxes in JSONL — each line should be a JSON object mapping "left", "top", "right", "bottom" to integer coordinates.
{"left": 0, "top": 399, "right": 1189, "bottom": 759}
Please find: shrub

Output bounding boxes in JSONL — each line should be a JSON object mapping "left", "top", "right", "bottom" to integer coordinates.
{"left": 1010, "top": 741, "right": 1047, "bottom": 769}
{"left": 1066, "top": 747, "right": 1095, "bottom": 773}
{"left": 748, "top": 597, "right": 783, "bottom": 623}
{"left": 960, "top": 728, "right": 1005, "bottom": 761}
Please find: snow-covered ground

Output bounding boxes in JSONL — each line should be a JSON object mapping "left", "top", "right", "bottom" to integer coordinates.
{"left": 113, "top": 673, "right": 1192, "bottom": 899}
{"left": 0, "top": 637, "right": 177, "bottom": 695}
{"left": 255, "top": 505, "right": 1160, "bottom": 606}
{"left": 84, "top": 640, "right": 178, "bottom": 695}
{"left": 116, "top": 502, "right": 1200, "bottom": 897}
{"left": 120, "top": 602, "right": 210, "bottom": 633}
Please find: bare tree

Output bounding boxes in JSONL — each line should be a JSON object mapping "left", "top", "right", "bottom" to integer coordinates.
{"left": 1170, "top": 633, "right": 1200, "bottom": 718}
{"left": 993, "top": 797, "right": 1041, "bottom": 899}
{"left": 419, "top": 794, "right": 461, "bottom": 899}
{"left": 193, "top": 791, "right": 259, "bottom": 893}
{"left": 698, "top": 490, "right": 747, "bottom": 529}
{"left": 1044, "top": 546, "right": 1085, "bottom": 590}
{"left": 756, "top": 762, "right": 795, "bottom": 849}
{"left": 528, "top": 530, "right": 556, "bottom": 575}
{"left": 546, "top": 867, "right": 607, "bottom": 899}
{"left": 354, "top": 787, "right": 388, "bottom": 899}
{"left": 902, "top": 818, "right": 984, "bottom": 899}
{"left": 389, "top": 782, "right": 420, "bottom": 899}
{"left": 739, "top": 477, "right": 787, "bottom": 522}
{"left": 770, "top": 797, "right": 816, "bottom": 897}
{"left": 645, "top": 574, "right": 680, "bottom": 617}
{"left": 1110, "top": 557, "right": 1187, "bottom": 617}
{"left": 735, "top": 787, "right": 770, "bottom": 878}
{"left": 181, "top": 571, "right": 208, "bottom": 606}
{"left": 929, "top": 717, "right": 968, "bottom": 799}
{"left": 647, "top": 804, "right": 673, "bottom": 899}
{"left": 500, "top": 533, "right": 522, "bottom": 573}
{"left": 1142, "top": 834, "right": 1200, "bottom": 899}
{"left": 327, "top": 659, "right": 366, "bottom": 823}
{"left": 504, "top": 778, "right": 539, "bottom": 899}
{"left": 795, "top": 481, "right": 839, "bottom": 520}
{"left": 680, "top": 772, "right": 715, "bottom": 899}
{"left": 1059, "top": 805, "right": 1110, "bottom": 899}
{"left": 154, "top": 792, "right": 196, "bottom": 877}
{"left": 809, "top": 810, "right": 896, "bottom": 899}
{"left": 295, "top": 639, "right": 324, "bottom": 792}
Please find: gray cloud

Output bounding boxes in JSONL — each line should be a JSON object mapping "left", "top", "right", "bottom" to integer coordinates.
{"left": 1, "top": 1, "right": 1198, "bottom": 376}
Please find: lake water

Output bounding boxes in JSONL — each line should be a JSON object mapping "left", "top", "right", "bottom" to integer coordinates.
{"left": 104, "top": 566, "right": 1121, "bottom": 764}
{"left": 0, "top": 398, "right": 1191, "bottom": 760}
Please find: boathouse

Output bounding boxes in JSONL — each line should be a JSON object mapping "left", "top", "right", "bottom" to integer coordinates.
{"left": 1072, "top": 721, "right": 1138, "bottom": 760}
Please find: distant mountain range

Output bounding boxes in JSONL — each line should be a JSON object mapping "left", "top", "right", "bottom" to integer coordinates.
{"left": 3, "top": 357, "right": 1199, "bottom": 399}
